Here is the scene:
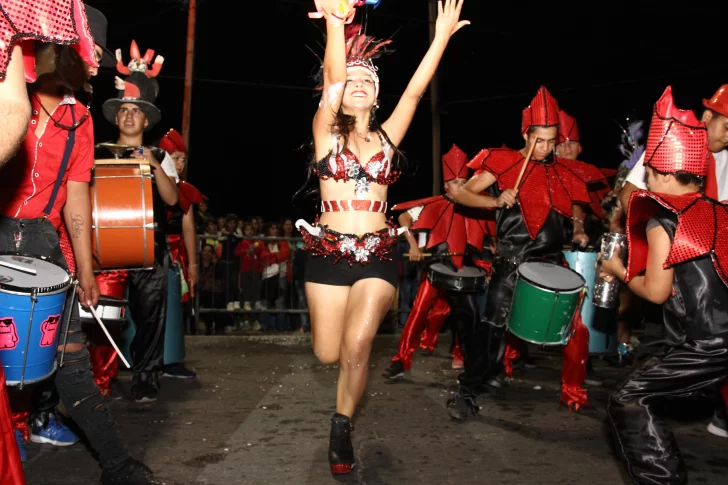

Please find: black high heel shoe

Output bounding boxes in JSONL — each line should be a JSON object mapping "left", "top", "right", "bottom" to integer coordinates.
{"left": 329, "top": 413, "right": 355, "bottom": 475}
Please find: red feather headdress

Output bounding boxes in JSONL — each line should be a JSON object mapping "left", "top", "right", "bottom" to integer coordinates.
{"left": 313, "top": 24, "right": 393, "bottom": 96}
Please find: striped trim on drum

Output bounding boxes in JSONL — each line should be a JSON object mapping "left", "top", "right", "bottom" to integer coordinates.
{"left": 320, "top": 200, "right": 388, "bottom": 213}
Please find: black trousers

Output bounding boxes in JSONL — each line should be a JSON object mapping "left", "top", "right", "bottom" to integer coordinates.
{"left": 0, "top": 217, "right": 130, "bottom": 472}
{"left": 446, "top": 291, "right": 485, "bottom": 392}
{"left": 607, "top": 338, "right": 728, "bottom": 485}
{"left": 459, "top": 259, "right": 520, "bottom": 390}
{"left": 127, "top": 249, "right": 169, "bottom": 389}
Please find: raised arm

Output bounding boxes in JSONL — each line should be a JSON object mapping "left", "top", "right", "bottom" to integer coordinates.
{"left": 381, "top": 0, "right": 469, "bottom": 146}
{"left": 0, "top": 46, "right": 31, "bottom": 166}
{"left": 312, "top": 2, "right": 350, "bottom": 158}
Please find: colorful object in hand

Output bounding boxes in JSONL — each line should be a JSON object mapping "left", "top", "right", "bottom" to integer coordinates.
{"left": 308, "top": 0, "right": 381, "bottom": 24}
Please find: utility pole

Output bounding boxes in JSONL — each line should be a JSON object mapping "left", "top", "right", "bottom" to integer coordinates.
{"left": 428, "top": 0, "right": 441, "bottom": 195}
{"left": 181, "top": 0, "right": 196, "bottom": 179}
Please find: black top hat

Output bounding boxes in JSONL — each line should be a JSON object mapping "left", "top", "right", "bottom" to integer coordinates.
{"left": 83, "top": 4, "right": 114, "bottom": 68}
{"left": 102, "top": 72, "right": 161, "bottom": 130}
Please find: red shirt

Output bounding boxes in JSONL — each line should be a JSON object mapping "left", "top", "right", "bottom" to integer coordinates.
{"left": 234, "top": 239, "right": 263, "bottom": 272}
{"left": 0, "top": 95, "right": 94, "bottom": 229}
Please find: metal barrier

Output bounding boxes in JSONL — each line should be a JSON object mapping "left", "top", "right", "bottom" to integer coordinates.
{"left": 189, "top": 234, "right": 419, "bottom": 334}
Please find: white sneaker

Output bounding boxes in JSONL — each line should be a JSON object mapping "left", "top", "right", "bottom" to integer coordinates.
{"left": 226, "top": 302, "right": 235, "bottom": 311}
{"left": 243, "top": 302, "right": 252, "bottom": 311}
{"left": 252, "top": 321, "right": 262, "bottom": 331}
{"left": 233, "top": 301, "right": 241, "bottom": 310}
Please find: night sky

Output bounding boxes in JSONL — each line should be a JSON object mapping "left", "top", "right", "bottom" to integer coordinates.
{"left": 85, "top": 0, "right": 725, "bottom": 221}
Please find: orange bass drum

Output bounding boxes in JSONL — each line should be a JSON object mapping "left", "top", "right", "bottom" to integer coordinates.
{"left": 89, "top": 159, "right": 155, "bottom": 271}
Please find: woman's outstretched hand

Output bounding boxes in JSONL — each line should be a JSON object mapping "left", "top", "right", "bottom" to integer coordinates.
{"left": 435, "top": 0, "right": 470, "bottom": 39}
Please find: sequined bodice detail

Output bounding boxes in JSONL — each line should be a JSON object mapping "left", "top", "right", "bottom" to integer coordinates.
{"left": 314, "top": 133, "right": 401, "bottom": 196}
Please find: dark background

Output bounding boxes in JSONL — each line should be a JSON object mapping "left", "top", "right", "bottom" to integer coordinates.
{"left": 84, "top": 0, "right": 725, "bottom": 221}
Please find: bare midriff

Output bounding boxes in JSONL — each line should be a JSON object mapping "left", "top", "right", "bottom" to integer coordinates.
{"left": 318, "top": 179, "right": 389, "bottom": 235}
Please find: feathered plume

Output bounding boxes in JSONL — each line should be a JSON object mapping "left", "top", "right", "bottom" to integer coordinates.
{"left": 617, "top": 118, "right": 645, "bottom": 170}
{"left": 344, "top": 24, "right": 392, "bottom": 63}
{"left": 310, "top": 24, "right": 394, "bottom": 92}
{"left": 600, "top": 117, "right": 646, "bottom": 216}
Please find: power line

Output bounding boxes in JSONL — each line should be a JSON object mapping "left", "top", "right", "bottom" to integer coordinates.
{"left": 149, "top": 73, "right": 428, "bottom": 101}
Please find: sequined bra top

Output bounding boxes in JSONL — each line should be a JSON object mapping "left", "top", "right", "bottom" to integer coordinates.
{"left": 314, "top": 132, "right": 401, "bottom": 196}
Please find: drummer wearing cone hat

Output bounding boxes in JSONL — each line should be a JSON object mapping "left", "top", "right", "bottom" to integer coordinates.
{"left": 602, "top": 85, "right": 728, "bottom": 485}
{"left": 621, "top": 84, "right": 728, "bottom": 208}
{"left": 448, "top": 86, "right": 607, "bottom": 418}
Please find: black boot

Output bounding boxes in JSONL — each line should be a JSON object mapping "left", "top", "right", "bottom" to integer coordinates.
{"left": 329, "top": 413, "right": 355, "bottom": 475}
{"left": 447, "top": 388, "right": 479, "bottom": 420}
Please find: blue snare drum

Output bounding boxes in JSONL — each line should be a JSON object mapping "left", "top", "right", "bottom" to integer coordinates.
{"left": 0, "top": 253, "right": 71, "bottom": 387}
{"left": 563, "top": 248, "right": 617, "bottom": 355}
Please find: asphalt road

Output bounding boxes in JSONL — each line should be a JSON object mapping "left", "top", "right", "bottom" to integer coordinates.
{"left": 22, "top": 334, "right": 728, "bottom": 485}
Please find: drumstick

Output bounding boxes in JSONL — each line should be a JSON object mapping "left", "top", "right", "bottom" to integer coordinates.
{"left": 513, "top": 138, "right": 538, "bottom": 192}
{"left": 89, "top": 305, "right": 131, "bottom": 369}
{"left": 0, "top": 260, "right": 37, "bottom": 275}
{"left": 403, "top": 252, "right": 465, "bottom": 257}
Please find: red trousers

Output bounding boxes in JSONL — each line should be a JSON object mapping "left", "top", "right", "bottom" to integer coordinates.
{"left": 502, "top": 318, "right": 590, "bottom": 411}
{"left": 1, "top": 369, "right": 26, "bottom": 484}
{"left": 392, "top": 278, "right": 462, "bottom": 370}
{"left": 88, "top": 271, "right": 129, "bottom": 396}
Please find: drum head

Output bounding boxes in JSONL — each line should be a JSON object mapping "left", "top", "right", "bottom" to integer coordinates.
{"left": 518, "top": 261, "right": 584, "bottom": 291}
{"left": 0, "top": 253, "right": 70, "bottom": 293}
{"left": 429, "top": 263, "right": 485, "bottom": 277}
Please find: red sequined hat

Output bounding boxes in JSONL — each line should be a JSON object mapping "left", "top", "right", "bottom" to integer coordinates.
{"left": 159, "top": 128, "right": 187, "bottom": 155}
{"left": 521, "top": 86, "right": 560, "bottom": 133}
{"left": 557, "top": 110, "right": 580, "bottom": 144}
{"left": 703, "top": 84, "right": 728, "bottom": 119}
{"left": 644, "top": 86, "right": 709, "bottom": 177}
{"left": 442, "top": 144, "right": 468, "bottom": 181}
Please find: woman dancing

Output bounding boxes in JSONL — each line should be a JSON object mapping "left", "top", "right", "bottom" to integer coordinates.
{"left": 297, "top": 0, "right": 469, "bottom": 475}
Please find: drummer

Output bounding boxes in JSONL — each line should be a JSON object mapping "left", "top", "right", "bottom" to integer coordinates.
{"left": 0, "top": 17, "right": 165, "bottom": 482}
{"left": 98, "top": 65, "right": 179, "bottom": 403}
{"left": 382, "top": 145, "right": 477, "bottom": 380}
{"left": 449, "top": 86, "right": 605, "bottom": 416}
{"left": 600, "top": 86, "right": 728, "bottom": 485}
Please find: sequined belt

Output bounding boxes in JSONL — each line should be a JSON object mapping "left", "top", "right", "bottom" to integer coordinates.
{"left": 295, "top": 219, "right": 406, "bottom": 265}
{"left": 320, "top": 200, "right": 387, "bottom": 213}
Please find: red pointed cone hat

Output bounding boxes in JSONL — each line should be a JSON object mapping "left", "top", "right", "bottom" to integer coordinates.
{"left": 521, "top": 86, "right": 559, "bottom": 133}
{"left": 159, "top": 128, "right": 187, "bottom": 155}
{"left": 558, "top": 110, "right": 580, "bottom": 144}
{"left": 703, "top": 84, "right": 728, "bottom": 119}
{"left": 644, "top": 86, "right": 709, "bottom": 177}
{"left": 442, "top": 144, "right": 468, "bottom": 181}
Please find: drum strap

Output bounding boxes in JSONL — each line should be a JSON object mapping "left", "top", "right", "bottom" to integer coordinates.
{"left": 43, "top": 109, "right": 77, "bottom": 216}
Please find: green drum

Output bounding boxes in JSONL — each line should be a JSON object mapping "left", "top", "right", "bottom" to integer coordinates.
{"left": 508, "top": 261, "right": 585, "bottom": 345}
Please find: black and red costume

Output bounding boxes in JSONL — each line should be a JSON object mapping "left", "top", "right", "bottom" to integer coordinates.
{"left": 384, "top": 145, "right": 494, "bottom": 376}
{"left": 458, "top": 86, "right": 605, "bottom": 412}
{"left": 159, "top": 128, "right": 207, "bottom": 304}
{"left": 297, "top": 26, "right": 403, "bottom": 288}
{"left": 95, "top": 62, "right": 175, "bottom": 402}
{"left": 608, "top": 86, "right": 728, "bottom": 485}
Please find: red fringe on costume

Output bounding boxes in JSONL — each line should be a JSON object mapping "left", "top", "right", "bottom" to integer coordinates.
{"left": 1, "top": 369, "right": 27, "bottom": 484}
{"left": 88, "top": 271, "right": 129, "bottom": 396}
{"left": 561, "top": 316, "right": 590, "bottom": 412}
{"left": 503, "top": 333, "right": 523, "bottom": 378}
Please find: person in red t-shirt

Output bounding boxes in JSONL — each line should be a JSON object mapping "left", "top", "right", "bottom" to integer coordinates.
{"left": 234, "top": 222, "right": 263, "bottom": 313}
{"left": 0, "top": 27, "right": 165, "bottom": 485}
